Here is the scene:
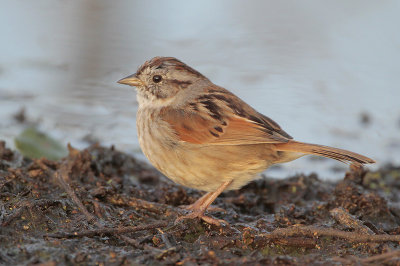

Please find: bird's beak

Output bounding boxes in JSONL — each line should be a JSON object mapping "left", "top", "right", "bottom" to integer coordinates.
{"left": 117, "top": 74, "right": 143, "bottom": 87}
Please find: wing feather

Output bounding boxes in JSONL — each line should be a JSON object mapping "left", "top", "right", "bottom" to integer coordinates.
{"left": 160, "top": 86, "right": 292, "bottom": 145}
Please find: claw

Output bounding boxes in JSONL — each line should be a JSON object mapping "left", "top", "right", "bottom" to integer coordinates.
{"left": 175, "top": 210, "right": 228, "bottom": 226}
{"left": 179, "top": 204, "right": 226, "bottom": 213}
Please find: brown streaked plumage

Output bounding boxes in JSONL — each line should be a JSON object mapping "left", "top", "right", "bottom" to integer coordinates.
{"left": 118, "top": 56, "right": 375, "bottom": 226}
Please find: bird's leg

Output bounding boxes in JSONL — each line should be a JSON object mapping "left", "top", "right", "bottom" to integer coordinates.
{"left": 175, "top": 180, "right": 232, "bottom": 226}
{"left": 180, "top": 192, "right": 226, "bottom": 213}
{"left": 180, "top": 192, "right": 212, "bottom": 210}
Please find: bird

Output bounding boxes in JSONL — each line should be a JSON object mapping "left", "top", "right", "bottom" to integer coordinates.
{"left": 118, "top": 56, "right": 375, "bottom": 225}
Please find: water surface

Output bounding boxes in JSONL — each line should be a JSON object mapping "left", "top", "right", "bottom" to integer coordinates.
{"left": 1, "top": 1, "right": 399, "bottom": 179}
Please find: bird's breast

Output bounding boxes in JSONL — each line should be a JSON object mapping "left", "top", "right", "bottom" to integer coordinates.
{"left": 136, "top": 107, "right": 284, "bottom": 192}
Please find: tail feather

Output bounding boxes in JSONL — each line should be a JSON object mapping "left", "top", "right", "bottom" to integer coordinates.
{"left": 274, "top": 140, "right": 375, "bottom": 165}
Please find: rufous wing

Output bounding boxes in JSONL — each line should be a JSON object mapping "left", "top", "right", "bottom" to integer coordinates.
{"left": 161, "top": 109, "right": 291, "bottom": 145}
{"left": 159, "top": 87, "right": 374, "bottom": 166}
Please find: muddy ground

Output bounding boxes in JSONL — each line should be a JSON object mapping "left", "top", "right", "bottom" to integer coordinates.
{"left": 1, "top": 140, "right": 400, "bottom": 265}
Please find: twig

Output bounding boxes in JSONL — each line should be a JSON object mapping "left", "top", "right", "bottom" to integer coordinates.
{"left": 360, "top": 249, "right": 400, "bottom": 263}
{"left": 334, "top": 249, "right": 400, "bottom": 265}
{"left": 107, "top": 195, "right": 179, "bottom": 215}
{"left": 92, "top": 200, "right": 104, "bottom": 219}
{"left": 51, "top": 149, "right": 169, "bottom": 249}
{"left": 2, "top": 205, "right": 26, "bottom": 227}
{"left": 157, "top": 228, "right": 174, "bottom": 249}
{"left": 2, "top": 199, "right": 64, "bottom": 226}
{"left": 330, "top": 207, "right": 374, "bottom": 235}
{"left": 269, "top": 237, "right": 317, "bottom": 248}
{"left": 118, "top": 235, "right": 142, "bottom": 248}
{"left": 259, "top": 225, "right": 400, "bottom": 243}
{"left": 56, "top": 162, "right": 97, "bottom": 224}
{"left": 46, "top": 221, "right": 168, "bottom": 238}
{"left": 155, "top": 247, "right": 178, "bottom": 260}
{"left": 119, "top": 235, "right": 162, "bottom": 251}
{"left": 56, "top": 164, "right": 165, "bottom": 247}
{"left": 254, "top": 233, "right": 317, "bottom": 248}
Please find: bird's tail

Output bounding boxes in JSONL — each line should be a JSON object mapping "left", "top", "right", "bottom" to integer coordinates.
{"left": 273, "top": 140, "right": 375, "bottom": 165}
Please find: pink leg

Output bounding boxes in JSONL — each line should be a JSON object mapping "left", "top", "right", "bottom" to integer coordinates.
{"left": 180, "top": 192, "right": 213, "bottom": 211}
{"left": 180, "top": 192, "right": 226, "bottom": 213}
{"left": 175, "top": 180, "right": 232, "bottom": 226}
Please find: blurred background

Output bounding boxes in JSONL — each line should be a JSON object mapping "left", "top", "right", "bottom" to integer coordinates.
{"left": 0, "top": 1, "right": 399, "bottom": 179}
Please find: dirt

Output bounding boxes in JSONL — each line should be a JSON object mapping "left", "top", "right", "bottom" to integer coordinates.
{"left": 1, "top": 140, "right": 400, "bottom": 265}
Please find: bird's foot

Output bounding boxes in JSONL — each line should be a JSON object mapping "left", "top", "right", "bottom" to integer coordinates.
{"left": 179, "top": 204, "right": 226, "bottom": 213}
{"left": 174, "top": 210, "right": 228, "bottom": 226}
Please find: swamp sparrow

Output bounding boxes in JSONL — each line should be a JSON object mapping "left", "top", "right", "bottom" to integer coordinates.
{"left": 118, "top": 57, "right": 374, "bottom": 225}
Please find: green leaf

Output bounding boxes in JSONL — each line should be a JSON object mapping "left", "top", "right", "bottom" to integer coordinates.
{"left": 14, "top": 127, "right": 68, "bottom": 160}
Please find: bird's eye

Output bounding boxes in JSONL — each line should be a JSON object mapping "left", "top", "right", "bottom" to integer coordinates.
{"left": 152, "top": 75, "right": 162, "bottom": 83}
